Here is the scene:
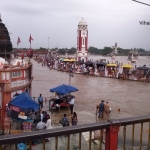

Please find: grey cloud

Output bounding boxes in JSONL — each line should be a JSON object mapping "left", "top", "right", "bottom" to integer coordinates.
{"left": 0, "top": 0, "right": 149, "bottom": 50}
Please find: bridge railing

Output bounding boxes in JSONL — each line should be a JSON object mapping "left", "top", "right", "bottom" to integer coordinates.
{"left": 0, "top": 115, "right": 150, "bottom": 150}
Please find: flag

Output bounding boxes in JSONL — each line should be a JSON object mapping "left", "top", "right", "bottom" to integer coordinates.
{"left": 17, "top": 37, "right": 21, "bottom": 45}
{"left": 29, "top": 34, "right": 33, "bottom": 44}
{"left": 27, "top": 49, "right": 33, "bottom": 58}
{"left": 21, "top": 51, "right": 24, "bottom": 59}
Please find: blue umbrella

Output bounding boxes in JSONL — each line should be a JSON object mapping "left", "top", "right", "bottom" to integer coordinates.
{"left": 50, "top": 84, "right": 78, "bottom": 95}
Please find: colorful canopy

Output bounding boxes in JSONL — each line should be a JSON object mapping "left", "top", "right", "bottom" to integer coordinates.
{"left": 137, "top": 65, "right": 150, "bottom": 70}
{"left": 9, "top": 92, "right": 39, "bottom": 111}
{"left": 50, "top": 84, "right": 78, "bottom": 95}
{"left": 107, "top": 63, "right": 117, "bottom": 67}
{"left": 122, "top": 64, "right": 133, "bottom": 68}
{"left": 59, "top": 58, "right": 64, "bottom": 61}
{"left": 63, "top": 59, "right": 70, "bottom": 62}
{"left": 68, "top": 59, "right": 76, "bottom": 62}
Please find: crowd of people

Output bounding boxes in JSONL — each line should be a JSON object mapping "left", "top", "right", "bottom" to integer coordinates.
{"left": 34, "top": 53, "right": 150, "bottom": 82}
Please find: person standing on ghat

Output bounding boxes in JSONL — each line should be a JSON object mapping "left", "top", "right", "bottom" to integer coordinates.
{"left": 104, "top": 101, "right": 110, "bottom": 120}
{"left": 38, "top": 94, "right": 43, "bottom": 110}
{"left": 69, "top": 96, "right": 75, "bottom": 114}
{"left": 98, "top": 100, "right": 105, "bottom": 118}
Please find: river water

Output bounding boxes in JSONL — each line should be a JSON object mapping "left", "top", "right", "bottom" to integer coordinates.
{"left": 32, "top": 56, "right": 150, "bottom": 125}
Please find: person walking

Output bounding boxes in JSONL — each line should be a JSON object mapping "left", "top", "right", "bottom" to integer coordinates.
{"left": 69, "top": 96, "right": 75, "bottom": 114}
{"left": 98, "top": 100, "right": 105, "bottom": 118}
{"left": 45, "top": 115, "right": 51, "bottom": 141}
{"left": 60, "top": 114, "right": 70, "bottom": 127}
{"left": 71, "top": 112, "right": 78, "bottom": 126}
{"left": 38, "top": 94, "right": 43, "bottom": 110}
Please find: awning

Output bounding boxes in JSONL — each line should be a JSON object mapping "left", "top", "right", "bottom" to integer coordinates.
{"left": 107, "top": 64, "right": 117, "bottom": 67}
{"left": 9, "top": 92, "right": 39, "bottom": 111}
{"left": 63, "top": 59, "right": 70, "bottom": 62}
{"left": 50, "top": 84, "right": 78, "bottom": 95}
{"left": 68, "top": 59, "right": 76, "bottom": 62}
{"left": 122, "top": 64, "right": 133, "bottom": 68}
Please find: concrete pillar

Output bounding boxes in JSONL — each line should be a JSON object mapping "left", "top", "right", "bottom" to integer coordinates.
{"left": 105, "top": 125, "right": 120, "bottom": 150}
{"left": 2, "top": 92, "right": 11, "bottom": 134}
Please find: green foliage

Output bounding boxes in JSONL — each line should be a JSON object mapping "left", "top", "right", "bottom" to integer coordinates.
{"left": 57, "top": 47, "right": 77, "bottom": 55}
{"left": 13, "top": 46, "right": 149, "bottom": 56}
{"left": 102, "top": 47, "right": 113, "bottom": 55}
{"left": 117, "top": 48, "right": 130, "bottom": 55}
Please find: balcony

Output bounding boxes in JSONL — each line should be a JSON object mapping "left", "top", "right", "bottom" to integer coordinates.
{"left": 0, "top": 115, "right": 150, "bottom": 150}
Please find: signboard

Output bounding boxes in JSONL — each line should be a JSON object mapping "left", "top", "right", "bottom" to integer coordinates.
{"left": 10, "top": 106, "right": 21, "bottom": 112}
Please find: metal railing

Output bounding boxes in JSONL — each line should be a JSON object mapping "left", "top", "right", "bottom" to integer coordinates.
{"left": 0, "top": 115, "right": 150, "bottom": 150}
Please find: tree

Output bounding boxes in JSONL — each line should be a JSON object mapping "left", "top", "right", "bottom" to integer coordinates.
{"left": 101, "top": 47, "right": 113, "bottom": 55}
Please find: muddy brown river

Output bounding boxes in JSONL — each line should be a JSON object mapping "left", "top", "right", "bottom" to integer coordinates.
{"left": 32, "top": 56, "right": 150, "bottom": 125}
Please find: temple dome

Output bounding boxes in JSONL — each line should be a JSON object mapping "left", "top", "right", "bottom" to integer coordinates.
{"left": 78, "top": 18, "right": 87, "bottom": 26}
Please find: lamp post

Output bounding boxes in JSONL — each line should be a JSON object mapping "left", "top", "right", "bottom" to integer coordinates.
{"left": 48, "top": 37, "right": 49, "bottom": 51}
{"left": 69, "top": 68, "right": 74, "bottom": 85}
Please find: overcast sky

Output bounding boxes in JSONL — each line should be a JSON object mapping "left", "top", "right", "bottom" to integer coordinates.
{"left": 0, "top": 0, "right": 150, "bottom": 50}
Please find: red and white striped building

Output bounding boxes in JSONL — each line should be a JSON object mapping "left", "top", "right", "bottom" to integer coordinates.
{"left": 77, "top": 18, "right": 88, "bottom": 61}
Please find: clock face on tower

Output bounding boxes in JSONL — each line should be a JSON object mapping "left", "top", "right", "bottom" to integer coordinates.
{"left": 81, "top": 31, "right": 86, "bottom": 37}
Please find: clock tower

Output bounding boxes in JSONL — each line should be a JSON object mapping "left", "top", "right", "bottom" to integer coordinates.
{"left": 77, "top": 18, "right": 88, "bottom": 61}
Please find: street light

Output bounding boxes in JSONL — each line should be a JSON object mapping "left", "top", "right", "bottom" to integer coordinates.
{"left": 69, "top": 68, "right": 74, "bottom": 85}
{"left": 48, "top": 37, "right": 49, "bottom": 50}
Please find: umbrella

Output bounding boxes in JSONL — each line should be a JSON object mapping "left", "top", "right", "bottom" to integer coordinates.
{"left": 107, "top": 63, "right": 117, "bottom": 67}
{"left": 137, "top": 65, "right": 150, "bottom": 70}
{"left": 85, "top": 61, "right": 93, "bottom": 65}
{"left": 63, "top": 59, "right": 70, "bottom": 62}
{"left": 85, "top": 61, "right": 94, "bottom": 67}
{"left": 122, "top": 64, "right": 132, "bottom": 68}
{"left": 96, "top": 62, "right": 106, "bottom": 66}
{"left": 59, "top": 58, "right": 64, "bottom": 61}
{"left": 50, "top": 84, "right": 78, "bottom": 95}
{"left": 68, "top": 59, "right": 76, "bottom": 62}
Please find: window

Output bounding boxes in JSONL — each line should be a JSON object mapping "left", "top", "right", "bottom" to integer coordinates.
{"left": 83, "top": 38, "right": 84, "bottom": 45}
{"left": 11, "top": 71, "right": 22, "bottom": 78}
{"left": 25, "top": 69, "right": 29, "bottom": 76}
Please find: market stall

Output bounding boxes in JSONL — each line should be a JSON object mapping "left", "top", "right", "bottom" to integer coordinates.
{"left": 49, "top": 84, "right": 78, "bottom": 113}
{"left": 96, "top": 62, "right": 106, "bottom": 76}
{"left": 84, "top": 61, "right": 95, "bottom": 75}
{"left": 8, "top": 92, "right": 39, "bottom": 133}
{"left": 106, "top": 63, "right": 118, "bottom": 77}
{"left": 121, "top": 64, "right": 133, "bottom": 79}
{"left": 137, "top": 65, "right": 150, "bottom": 81}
